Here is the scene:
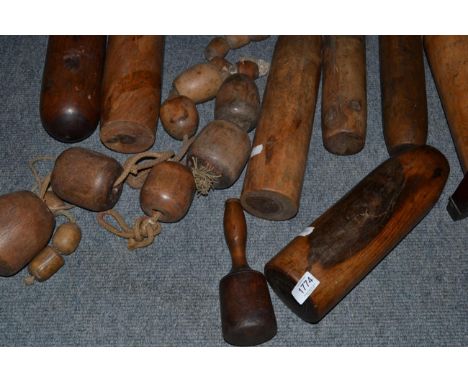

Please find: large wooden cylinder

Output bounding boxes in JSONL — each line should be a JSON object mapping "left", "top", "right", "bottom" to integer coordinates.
{"left": 240, "top": 36, "right": 321, "bottom": 221}
{"left": 51, "top": 147, "right": 123, "bottom": 212}
{"left": 265, "top": 145, "right": 449, "bottom": 323}
{"left": 424, "top": 36, "right": 468, "bottom": 173}
{"left": 379, "top": 36, "right": 428, "bottom": 156}
{"left": 321, "top": 36, "right": 367, "bottom": 155}
{"left": 100, "top": 36, "right": 164, "bottom": 153}
{"left": 0, "top": 191, "right": 55, "bottom": 276}
{"left": 40, "top": 35, "right": 106, "bottom": 143}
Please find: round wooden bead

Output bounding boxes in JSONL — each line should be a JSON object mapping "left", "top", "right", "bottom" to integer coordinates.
{"left": 140, "top": 161, "right": 196, "bottom": 223}
{"left": 187, "top": 120, "right": 251, "bottom": 189}
{"left": 28, "top": 246, "right": 64, "bottom": 282}
{"left": 160, "top": 96, "right": 199, "bottom": 140}
{"left": 51, "top": 147, "right": 123, "bottom": 212}
{"left": 0, "top": 191, "right": 55, "bottom": 277}
{"left": 205, "top": 37, "right": 230, "bottom": 60}
{"left": 215, "top": 73, "right": 261, "bottom": 132}
{"left": 52, "top": 222, "right": 82, "bottom": 255}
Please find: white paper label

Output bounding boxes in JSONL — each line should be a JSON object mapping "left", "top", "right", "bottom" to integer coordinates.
{"left": 291, "top": 271, "right": 320, "bottom": 305}
{"left": 250, "top": 144, "right": 263, "bottom": 158}
{"left": 299, "top": 226, "right": 314, "bottom": 237}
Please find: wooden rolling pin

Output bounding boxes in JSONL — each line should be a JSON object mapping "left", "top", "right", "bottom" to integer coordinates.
{"left": 240, "top": 36, "right": 321, "bottom": 221}
{"left": 424, "top": 36, "right": 468, "bottom": 220}
{"left": 321, "top": 36, "right": 367, "bottom": 155}
{"left": 379, "top": 36, "right": 428, "bottom": 155}
{"left": 40, "top": 36, "right": 106, "bottom": 142}
{"left": 265, "top": 145, "right": 449, "bottom": 323}
{"left": 100, "top": 36, "right": 164, "bottom": 153}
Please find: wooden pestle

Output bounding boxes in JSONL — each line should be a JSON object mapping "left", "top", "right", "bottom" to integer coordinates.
{"left": 219, "top": 198, "right": 277, "bottom": 346}
{"left": 424, "top": 35, "right": 468, "bottom": 220}
{"left": 379, "top": 36, "right": 428, "bottom": 155}
{"left": 240, "top": 36, "right": 322, "bottom": 221}
{"left": 321, "top": 36, "right": 367, "bottom": 155}
{"left": 100, "top": 36, "right": 164, "bottom": 153}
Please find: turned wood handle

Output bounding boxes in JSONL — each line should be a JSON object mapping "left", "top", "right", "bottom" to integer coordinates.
{"left": 223, "top": 198, "right": 248, "bottom": 270}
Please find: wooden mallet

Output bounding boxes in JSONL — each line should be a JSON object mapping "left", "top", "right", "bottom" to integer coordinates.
{"left": 219, "top": 198, "right": 277, "bottom": 346}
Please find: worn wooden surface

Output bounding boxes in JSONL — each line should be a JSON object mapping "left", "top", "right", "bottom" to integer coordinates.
{"left": 265, "top": 146, "right": 449, "bottom": 323}
{"left": 215, "top": 73, "right": 260, "bottom": 132}
{"left": 322, "top": 36, "right": 367, "bottom": 155}
{"left": 219, "top": 199, "right": 277, "bottom": 346}
{"left": 241, "top": 36, "right": 322, "bottom": 221}
{"left": 100, "top": 36, "right": 164, "bottom": 153}
{"left": 51, "top": 147, "right": 123, "bottom": 212}
{"left": 380, "top": 36, "right": 428, "bottom": 155}
{"left": 187, "top": 120, "right": 251, "bottom": 189}
{"left": 40, "top": 35, "right": 106, "bottom": 143}
{"left": 140, "top": 161, "right": 195, "bottom": 223}
{"left": 0, "top": 191, "right": 55, "bottom": 276}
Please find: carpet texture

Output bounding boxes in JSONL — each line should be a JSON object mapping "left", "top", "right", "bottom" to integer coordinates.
{"left": 0, "top": 36, "right": 466, "bottom": 346}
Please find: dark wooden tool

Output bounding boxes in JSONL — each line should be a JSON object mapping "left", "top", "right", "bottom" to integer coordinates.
{"left": 0, "top": 191, "right": 55, "bottom": 276}
{"left": 265, "top": 145, "right": 449, "bottom": 323}
{"left": 51, "top": 147, "right": 123, "bottom": 212}
{"left": 140, "top": 161, "right": 196, "bottom": 223}
{"left": 379, "top": 36, "right": 428, "bottom": 155}
{"left": 322, "top": 36, "right": 367, "bottom": 155}
{"left": 100, "top": 36, "right": 164, "bottom": 153}
{"left": 40, "top": 35, "right": 106, "bottom": 143}
{"left": 424, "top": 35, "right": 468, "bottom": 221}
{"left": 219, "top": 198, "right": 277, "bottom": 346}
{"left": 240, "top": 36, "right": 321, "bottom": 221}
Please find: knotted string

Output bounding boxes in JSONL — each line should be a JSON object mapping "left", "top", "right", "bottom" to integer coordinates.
{"left": 96, "top": 210, "right": 162, "bottom": 250}
{"left": 120, "top": 135, "right": 195, "bottom": 189}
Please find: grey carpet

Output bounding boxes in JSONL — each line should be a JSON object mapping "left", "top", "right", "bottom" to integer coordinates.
{"left": 0, "top": 36, "right": 466, "bottom": 346}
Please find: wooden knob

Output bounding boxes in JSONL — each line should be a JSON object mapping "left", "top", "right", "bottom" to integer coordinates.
{"left": 223, "top": 198, "right": 248, "bottom": 271}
